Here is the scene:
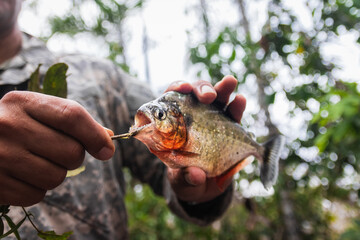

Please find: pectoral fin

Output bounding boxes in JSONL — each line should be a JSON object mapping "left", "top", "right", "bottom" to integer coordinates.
{"left": 215, "top": 156, "right": 255, "bottom": 191}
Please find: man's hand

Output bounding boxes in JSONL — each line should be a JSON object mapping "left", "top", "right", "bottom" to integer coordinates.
{"left": 165, "top": 75, "right": 246, "bottom": 203}
{"left": 0, "top": 91, "right": 115, "bottom": 206}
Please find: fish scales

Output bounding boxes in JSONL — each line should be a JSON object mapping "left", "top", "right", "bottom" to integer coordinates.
{"left": 130, "top": 91, "right": 285, "bottom": 189}
{"left": 180, "top": 99, "right": 261, "bottom": 176}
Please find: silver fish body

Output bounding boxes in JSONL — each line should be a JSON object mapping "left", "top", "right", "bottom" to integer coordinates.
{"left": 131, "top": 91, "right": 285, "bottom": 189}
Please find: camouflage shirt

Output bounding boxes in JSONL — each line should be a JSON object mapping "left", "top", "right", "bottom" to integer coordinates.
{"left": 0, "top": 33, "right": 233, "bottom": 240}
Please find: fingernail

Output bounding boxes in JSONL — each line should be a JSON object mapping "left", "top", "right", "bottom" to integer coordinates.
{"left": 168, "top": 80, "right": 187, "bottom": 90}
{"left": 200, "top": 85, "right": 216, "bottom": 95}
{"left": 184, "top": 173, "right": 196, "bottom": 186}
{"left": 168, "top": 81, "right": 193, "bottom": 94}
{"left": 172, "top": 80, "right": 187, "bottom": 87}
{"left": 104, "top": 127, "right": 114, "bottom": 137}
{"left": 98, "top": 146, "right": 114, "bottom": 160}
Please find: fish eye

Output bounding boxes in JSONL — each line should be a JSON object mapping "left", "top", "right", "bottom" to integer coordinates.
{"left": 154, "top": 108, "right": 166, "bottom": 120}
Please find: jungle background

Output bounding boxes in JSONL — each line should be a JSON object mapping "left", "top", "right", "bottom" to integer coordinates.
{"left": 19, "top": 0, "right": 360, "bottom": 239}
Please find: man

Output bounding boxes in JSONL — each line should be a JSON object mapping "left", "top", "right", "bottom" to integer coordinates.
{"left": 0, "top": 0, "right": 246, "bottom": 239}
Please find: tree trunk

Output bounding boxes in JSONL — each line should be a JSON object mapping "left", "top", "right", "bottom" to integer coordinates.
{"left": 200, "top": 0, "right": 210, "bottom": 43}
{"left": 142, "top": 22, "right": 151, "bottom": 84}
{"left": 236, "top": 1, "right": 300, "bottom": 239}
{"left": 280, "top": 190, "right": 300, "bottom": 240}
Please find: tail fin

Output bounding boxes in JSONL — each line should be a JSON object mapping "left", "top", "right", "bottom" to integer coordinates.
{"left": 260, "top": 135, "right": 285, "bottom": 189}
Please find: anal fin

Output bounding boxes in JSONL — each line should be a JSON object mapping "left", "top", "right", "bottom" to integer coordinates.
{"left": 215, "top": 156, "right": 254, "bottom": 191}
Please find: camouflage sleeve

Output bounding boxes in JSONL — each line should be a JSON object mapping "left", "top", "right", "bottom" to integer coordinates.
{"left": 121, "top": 74, "right": 233, "bottom": 225}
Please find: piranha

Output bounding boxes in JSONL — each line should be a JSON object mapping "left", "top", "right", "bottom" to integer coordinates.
{"left": 126, "top": 91, "right": 285, "bottom": 190}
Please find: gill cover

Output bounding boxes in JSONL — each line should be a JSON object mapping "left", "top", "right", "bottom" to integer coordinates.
{"left": 151, "top": 98, "right": 187, "bottom": 150}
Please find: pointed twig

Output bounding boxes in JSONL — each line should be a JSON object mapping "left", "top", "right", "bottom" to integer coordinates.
{"left": 111, "top": 131, "right": 137, "bottom": 140}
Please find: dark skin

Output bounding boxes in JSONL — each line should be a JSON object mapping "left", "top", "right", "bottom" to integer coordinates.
{"left": 0, "top": 92, "right": 116, "bottom": 206}
{"left": 0, "top": 0, "right": 246, "bottom": 207}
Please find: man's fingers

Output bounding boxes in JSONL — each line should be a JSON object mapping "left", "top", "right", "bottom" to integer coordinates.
{"left": 183, "top": 166, "right": 207, "bottom": 186}
{"left": 213, "top": 76, "right": 246, "bottom": 122}
{"left": 3, "top": 91, "right": 115, "bottom": 160}
{"left": 19, "top": 120, "right": 85, "bottom": 169}
{"left": 192, "top": 80, "right": 217, "bottom": 104}
{"left": 165, "top": 77, "right": 245, "bottom": 123}
{"left": 0, "top": 175, "right": 46, "bottom": 207}
{"left": 0, "top": 142, "right": 68, "bottom": 190}
{"left": 214, "top": 75, "right": 238, "bottom": 105}
{"left": 105, "top": 128, "right": 115, "bottom": 137}
{"left": 168, "top": 167, "right": 207, "bottom": 202}
{"left": 165, "top": 80, "right": 193, "bottom": 93}
{"left": 168, "top": 167, "right": 207, "bottom": 187}
{"left": 168, "top": 166, "right": 230, "bottom": 203}
{"left": 166, "top": 80, "right": 218, "bottom": 104}
{"left": 226, "top": 94, "right": 247, "bottom": 123}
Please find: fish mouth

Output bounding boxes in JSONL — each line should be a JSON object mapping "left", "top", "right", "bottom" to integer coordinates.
{"left": 129, "top": 111, "right": 154, "bottom": 135}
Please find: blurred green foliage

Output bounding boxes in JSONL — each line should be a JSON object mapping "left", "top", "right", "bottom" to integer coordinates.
{"left": 339, "top": 220, "right": 360, "bottom": 240}
{"left": 125, "top": 175, "right": 218, "bottom": 240}
{"left": 46, "top": 0, "right": 144, "bottom": 72}
{"left": 188, "top": 0, "right": 360, "bottom": 239}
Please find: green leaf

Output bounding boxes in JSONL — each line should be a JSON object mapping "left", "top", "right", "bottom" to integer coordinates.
{"left": 37, "top": 230, "right": 73, "bottom": 240}
{"left": 66, "top": 165, "right": 86, "bottom": 177}
{"left": 1, "top": 215, "right": 26, "bottom": 240}
{"left": 332, "top": 121, "right": 351, "bottom": 143}
{"left": 355, "top": 219, "right": 360, "bottom": 227}
{"left": 229, "top": 49, "right": 236, "bottom": 62}
{"left": 265, "top": 92, "right": 276, "bottom": 104}
{"left": 28, "top": 64, "right": 43, "bottom": 93}
{"left": 339, "top": 230, "right": 360, "bottom": 240}
{"left": 311, "top": 111, "right": 321, "bottom": 124}
{"left": 43, "top": 63, "right": 68, "bottom": 98}
{"left": 314, "top": 129, "right": 333, "bottom": 152}
{"left": 326, "top": 102, "right": 344, "bottom": 122}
